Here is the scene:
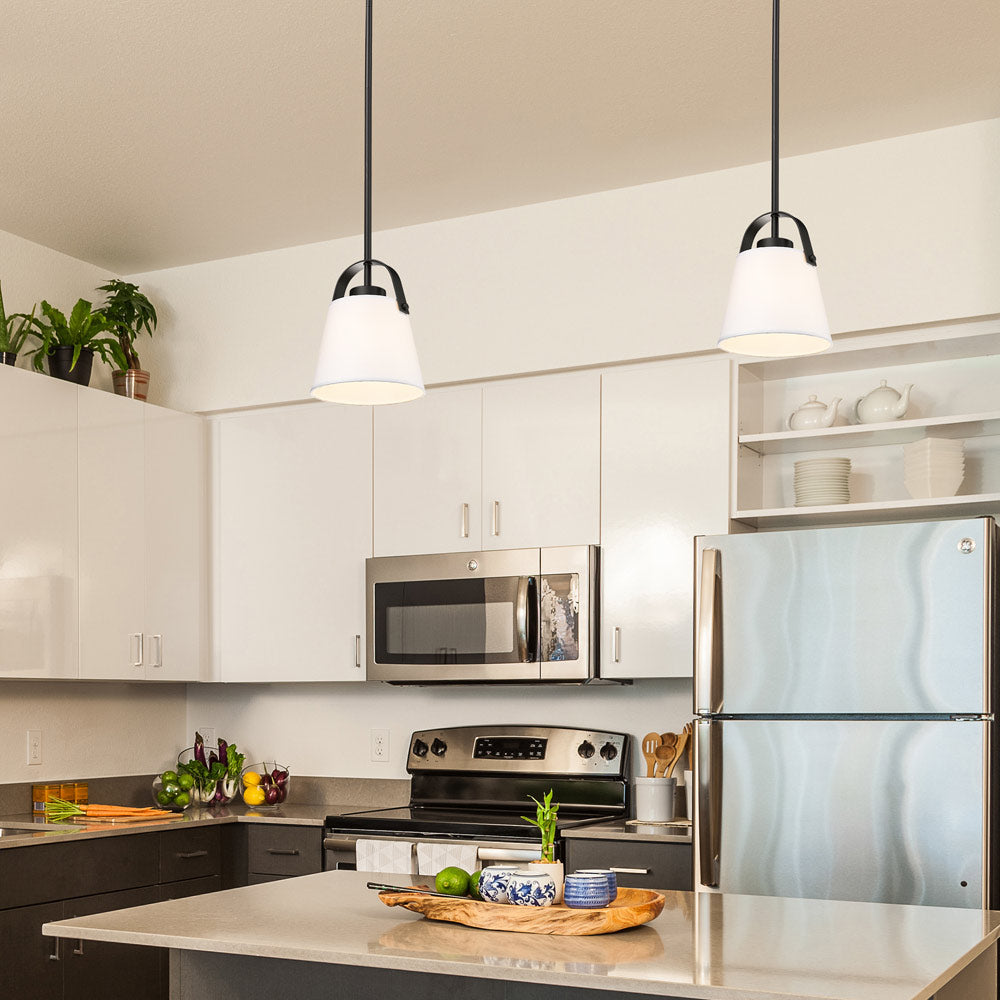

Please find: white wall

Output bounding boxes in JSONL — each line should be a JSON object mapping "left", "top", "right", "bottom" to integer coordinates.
{"left": 185, "top": 679, "right": 692, "bottom": 780}
{"left": 131, "top": 119, "right": 1000, "bottom": 414}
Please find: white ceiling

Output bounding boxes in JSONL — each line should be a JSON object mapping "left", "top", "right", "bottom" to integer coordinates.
{"left": 4, "top": 0, "right": 998, "bottom": 274}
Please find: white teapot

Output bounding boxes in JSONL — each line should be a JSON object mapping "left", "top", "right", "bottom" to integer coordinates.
{"left": 854, "top": 380, "right": 912, "bottom": 424}
{"left": 787, "top": 395, "right": 842, "bottom": 431}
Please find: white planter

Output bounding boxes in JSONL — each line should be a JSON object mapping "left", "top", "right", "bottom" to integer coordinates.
{"left": 529, "top": 860, "right": 564, "bottom": 903}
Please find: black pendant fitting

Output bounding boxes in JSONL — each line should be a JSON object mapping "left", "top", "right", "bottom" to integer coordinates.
{"left": 739, "top": 211, "right": 818, "bottom": 266}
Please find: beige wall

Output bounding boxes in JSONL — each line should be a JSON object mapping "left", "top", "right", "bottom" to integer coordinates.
{"left": 132, "top": 119, "right": 1000, "bottom": 414}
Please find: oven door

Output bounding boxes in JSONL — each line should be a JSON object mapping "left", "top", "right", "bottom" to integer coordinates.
{"left": 366, "top": 549, "right": 542, "bottom": 683}
{"left": 322, "top": 833, "right": 542, "bottom": 872}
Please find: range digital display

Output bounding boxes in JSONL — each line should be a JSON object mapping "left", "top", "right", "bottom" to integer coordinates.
{"left": 473, "top": 736, "right": 547, "bottom": 761}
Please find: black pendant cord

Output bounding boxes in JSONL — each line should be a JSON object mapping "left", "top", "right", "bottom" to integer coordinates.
{"left": 770, "top": 0, "right": 779, "bottom": 240}
{"left": 363, "top": 0, "right": 373, "bottom": 287}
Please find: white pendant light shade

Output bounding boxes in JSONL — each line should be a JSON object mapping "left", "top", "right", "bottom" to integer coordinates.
{"left": 718, "top": 245, "right": 830, "bottom": 357}
{"left": 311, "top": 294, "right": 424, "bottom": 405}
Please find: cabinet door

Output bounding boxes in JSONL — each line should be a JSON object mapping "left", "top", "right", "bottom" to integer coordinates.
{"left": 218, "top": 403, "right": 373, "bottom": 681}
{"left": 145, "top": 406, "right": 208, "bottom": 681}
{"left": 373, "top": 387, "right": 482, "bottom": 555}
{"left": 63, "top": 886, "right": 162, "bottom": 1000}
{"left": 600, "top": 358, "right": 731, "bottom": 678}
{"left": 2, "top": 900, "right": 64, "bottom": 1000}
{"left": 0, "top": 367, "right": 78, "bottom": 677}
{"left": 482, "top": 372, "right": 600, "bottom": 550}
{"left": 563, "top": 838, "right": 693, "bottom": 891}
{"left": 78, "top": 389, "right": 146, "bottom": 680}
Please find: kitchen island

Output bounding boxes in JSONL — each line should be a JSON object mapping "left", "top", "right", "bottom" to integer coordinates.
{"left": 42, "top": 870, "right": 999, "bottom": 1000}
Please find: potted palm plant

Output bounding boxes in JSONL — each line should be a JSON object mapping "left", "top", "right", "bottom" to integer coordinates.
{"left": 27, "top": 299, "right": 118, "bottom": 386}
{"left": 0, "top": 280, "right": 41, "bottom": 366}
{"left": 96, "top": 279, "right": 158, "bottom": 400}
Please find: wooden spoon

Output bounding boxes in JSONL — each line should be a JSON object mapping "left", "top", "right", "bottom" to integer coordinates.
{"left": 666, "top": 730, "right": 689, "bottom": 779}
{"left": 640, "top": 732, "right": 661, "bottom": 778}
{"left": 682, "top": 722, "right": 694, "bottom": 771}
{"left": 654, "top": 742, "right": 678, "bottom": 778}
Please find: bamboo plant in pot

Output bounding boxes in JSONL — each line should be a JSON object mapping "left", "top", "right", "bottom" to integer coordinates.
{"left": 522, "top": 789, "right": 564, "bottom": 902}
{"left": 97, "top": 279, "right": 158, "bottom": 400}
{"left": 0, "top": 281, "right": 40, "bottom": 366}
{"left": 27, "top": 299, "right": 118, "bottom": 386}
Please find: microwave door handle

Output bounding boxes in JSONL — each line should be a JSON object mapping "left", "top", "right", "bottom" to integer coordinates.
{"left": 695, "top": 548, "right": 722, "bottom": 715}
{"left": 515, "top": 576, "right": 531, "bottom": 662}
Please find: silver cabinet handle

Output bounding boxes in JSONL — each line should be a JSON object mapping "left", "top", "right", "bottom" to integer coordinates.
{"left": 461, "top": 502, "right": 470, "bottom": 538}
{"left": 698, "top": 720, "right": 722, "bottom": 888}
{"left": 266, "top": 848, "right": 300, "bottom": 856}
{"left": 151, "top": 634, "right": 163, "bottom": 668}
{"left": 49, "top": 939, "right": 60, "bottom": 961}
{"left": 130, "top": 632, "right": 143, "bottom": 668}
{"left": 355, "top": 634, "right": 362, "bottom": 669}
{"left": 612, "top": 626, "right": 621, "bottom": 663}
{"left": 491, "top": 500, "right": 500, "bottom": 536}
{"left": 609, "top": 867, "right": 651, "bottom": 875}
{"left": 176, "top": 850, "right": 209, "bottom": 860}
{"left": 695, "top": 548, "right": 722, "bottom": 715}
{"left": 73, "top": 940, "right": 85, "bottom": 956}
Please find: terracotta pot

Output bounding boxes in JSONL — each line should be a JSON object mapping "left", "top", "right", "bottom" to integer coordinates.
{"left": 48, "top": 346, "right": 94, "bottom": 385}
{"left": 113, "top": 368, "right": 150, "bottom": 401}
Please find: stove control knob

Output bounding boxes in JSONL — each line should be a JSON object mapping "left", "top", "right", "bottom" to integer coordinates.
{"left": 599, "top": 742, "right": 618, "bottom": 761}
{"left": 431, "top": 738, "right": 448, "bottom": 757}
{"left": 412, "top": 738, "right": 429, "bottom": 758}
{"left": 577, "top": 740, "right": 595, "bottom": 759}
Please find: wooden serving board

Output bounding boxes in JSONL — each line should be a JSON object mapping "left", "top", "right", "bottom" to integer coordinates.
{"left": 377, "top": 886, "right": 665, "bottom": 936}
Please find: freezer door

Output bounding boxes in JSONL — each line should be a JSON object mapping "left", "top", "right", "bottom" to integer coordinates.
{"left": 695, "top": 718, "right": 989, "bottom": 908}
{"left": 695, "top": 517, "right": 993, "bottom": 715}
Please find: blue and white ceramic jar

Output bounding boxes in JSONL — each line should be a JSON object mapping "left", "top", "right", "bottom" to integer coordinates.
{"left": 574, "top": 868, "right": 617, "bottom": 902}
{"left": 563, "top": 872, "right": 611, "bottom": 909}
{"left": 479, "top": 865, "right": 518, "bottom": 903}
{"left": 506, "top": 870, "right": 557, "bottom": 907}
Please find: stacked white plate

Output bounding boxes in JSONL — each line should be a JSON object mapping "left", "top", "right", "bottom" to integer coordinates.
{"left": 794, "top": 457, "right": 851, "bottom": 506}
{"left": 903, "top": 438, "right": 964, "bottom": 498}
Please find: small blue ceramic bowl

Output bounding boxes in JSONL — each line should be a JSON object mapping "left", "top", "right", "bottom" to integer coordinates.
{"left": 574, "top": 868, "right": 617, "bottom": 902}
{"left": 563, "top": 872, "right": 611, "bottom": 909}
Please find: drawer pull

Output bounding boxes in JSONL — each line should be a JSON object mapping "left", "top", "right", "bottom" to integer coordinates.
{"left": 73, "top": 940, "right": 85, "bottom": 956}
{"left": 176, "top": 850, "right": 210, "bottom": 860}
{"left": 49, "top": 940, "right": 60, "bottom": 961}
{"left": 609, "top": 867, "right": 651, "bottom": 875}
{"left": 266, "top": 848, "right": 301, "bottom": 856}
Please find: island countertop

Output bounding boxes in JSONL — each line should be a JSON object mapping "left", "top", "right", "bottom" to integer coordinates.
{"left": 42, "top": 870, "right": 1000, "bottom": 1000}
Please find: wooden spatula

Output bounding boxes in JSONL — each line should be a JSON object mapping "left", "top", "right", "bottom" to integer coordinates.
{"left": 666, "top": 729, "right": 688, "bottom": 779}
{"left": 641, "top": 732, "right": 662, "bottom": 778}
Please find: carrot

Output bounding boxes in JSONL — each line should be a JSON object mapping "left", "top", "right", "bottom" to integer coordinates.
{"left": 45, "top": 798, "right": 175, "bottom": 822}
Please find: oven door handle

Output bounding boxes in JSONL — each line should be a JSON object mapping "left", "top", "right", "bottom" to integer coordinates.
{"left": 323, "top": 837, "right": 359, "bottom": 853}
{"left": 478, "top": 847, "right": 541, "bottom": 863}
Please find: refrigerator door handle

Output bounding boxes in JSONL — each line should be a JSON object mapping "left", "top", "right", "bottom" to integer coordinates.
{"left": 698, "top": 720, "right": 722, "bottom": 888}
{"left": 695, "top": 547, "right": 722, "bottom": 715}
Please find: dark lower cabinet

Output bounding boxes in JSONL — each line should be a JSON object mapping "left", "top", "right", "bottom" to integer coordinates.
{"left": 1, "top": 900, "right": 64, "bottom": 1000}
{"left": 63, "top": 886, "right": 161, "bottom": 1000}
{"left": 563, "top": 837, "right": 693, "bottom": 892}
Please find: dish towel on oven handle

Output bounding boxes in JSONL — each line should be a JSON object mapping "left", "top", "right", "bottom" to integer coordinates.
{"left": 416, "top": 842, "right": 480, "bottom": 877}
{"left": 355, "top": 838, "right": 417, "bottom": 875}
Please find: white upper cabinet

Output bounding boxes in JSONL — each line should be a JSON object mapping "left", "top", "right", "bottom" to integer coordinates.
{"left": 216, "top": 402, "right": 372, "bottom": 682}
{"left": 0, "top": 366, "right": 78, "bottom": 678}
{"left": 482, "top": 372, "right": 601, "bottom": 550}
{"left": 600, "top": 358, "right": 732, "bottom": 679}
{"left": 373, "top": 387, "right": 482, "bottom": 556}
{"left": 79, "top": 390, "right": 207, "bottom": 681}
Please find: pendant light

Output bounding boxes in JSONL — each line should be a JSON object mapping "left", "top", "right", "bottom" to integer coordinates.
{"left": 311, "top": 0, "right": 425, "bottom": 405}
{"left": 718, "top": 0, "right": 830, "bottom": 358}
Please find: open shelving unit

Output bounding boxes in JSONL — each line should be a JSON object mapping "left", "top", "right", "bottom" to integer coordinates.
{"left": 732, "top": 323, "right": 1000, "bottom": 529}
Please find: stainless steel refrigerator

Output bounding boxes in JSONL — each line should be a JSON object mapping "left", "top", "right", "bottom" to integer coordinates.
{"left": 694, "top": 516, "right": 996, "bottom": 908}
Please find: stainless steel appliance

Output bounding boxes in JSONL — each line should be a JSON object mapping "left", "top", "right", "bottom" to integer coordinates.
{"left": 366, "top": 546, "right": 599, "bottom": 683}
{"left": 694, "top": 516, "right": 997, "bottom": 909}
{"left": 323, "top": 725, "right": 629, "bottom": 872}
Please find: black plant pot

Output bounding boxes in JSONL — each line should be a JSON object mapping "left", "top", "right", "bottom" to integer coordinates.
{"left": 48, "top": 346, "right": 94, "bottom": 386}
{"left": 0, "top": 351, "right": 16, "bottom": 366}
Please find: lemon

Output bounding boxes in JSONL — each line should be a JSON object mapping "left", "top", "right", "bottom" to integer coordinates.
{"left": 243, "top": 786, "right": 266, "bottom": 806}
{"left": 243, "top": 771, "right": 262, "bottom": 786}
{"left": 434, "top": 866, "right": 470, "bottom": 896}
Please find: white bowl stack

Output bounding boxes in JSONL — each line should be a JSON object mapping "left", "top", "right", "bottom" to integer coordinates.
{"left": 794, "top": 457, "right": 851, "bottom": 506}
{"left": 903, "top": 438, "right": 964, "bottom": 498}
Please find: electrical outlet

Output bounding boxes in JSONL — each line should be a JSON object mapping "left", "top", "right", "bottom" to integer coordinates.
{"left": 370, "top": 729, "right": 389, "bottom": 763}
{"left": 197, "top": 726, "right": 216, "bottom": 748}
{"left": 26, "top": 730, "right": 42, "bottom": 766}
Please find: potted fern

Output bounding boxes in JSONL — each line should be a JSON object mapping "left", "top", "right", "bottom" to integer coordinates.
{"left": 27, "top": 299, "right": 118, "bottom": 386}
{"left": 97, "top": 279, "right": 158, "bottom": 400}
{"left": 0, "top": 280, "right": 40, "bottom": 366}
{"left": 522, "top": 789, "right": 564, "bottom": 902}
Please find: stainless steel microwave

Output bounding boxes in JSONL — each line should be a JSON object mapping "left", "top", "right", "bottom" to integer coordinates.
{"left": 366, "top": 546, "right": 599, "bottom": 683}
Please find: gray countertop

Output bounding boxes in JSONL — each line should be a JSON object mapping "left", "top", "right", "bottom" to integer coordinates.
{"left": 41, "top": 869, "right": 1000, "bottom": 1000}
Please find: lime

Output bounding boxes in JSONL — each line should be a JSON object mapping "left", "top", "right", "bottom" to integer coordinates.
{"left": 467, "top": 870, "right": 482, "bottom": 900}
{"left": 434, "top": 866, "right": 470, "bottom": 896}
{"left": 174, "top": 791, "right": 191, "bottom": 808}
{"left": 156, "top": 790, "right": 172, "bottom": 806}
{"left": 163, "top": 782, "right": 180, "bottom": 798}
{"left": 160, "top": 770, "right": 179, "bottom": 784}
{"left": 177, "top": 773, "right": 195, "bottom": 790}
